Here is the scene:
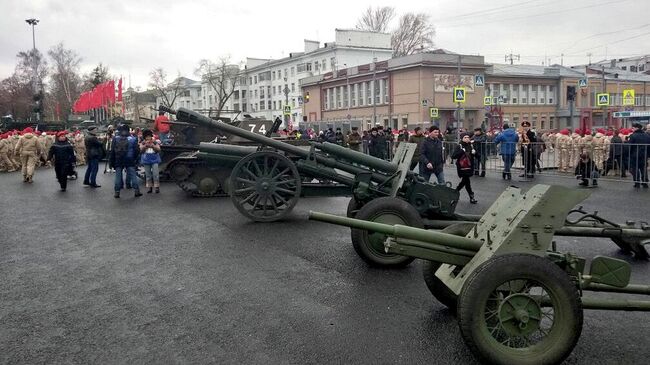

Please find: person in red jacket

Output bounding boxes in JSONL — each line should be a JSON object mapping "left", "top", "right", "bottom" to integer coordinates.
{"left": 154, "top": 110, "right": 171, "bottom": 145}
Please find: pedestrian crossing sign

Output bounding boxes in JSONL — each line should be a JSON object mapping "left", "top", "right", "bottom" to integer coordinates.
{"left": 429, "top": 107, "right": 439, "bottom": 118}
{"left": 283, "top": 105, "right": 291, "bottom": 115}
{"left": 474, "top": 75, "right": 485, "bottom": 87}
{"left": 578, "top": 79, "right": 588, "bottom": 89}
{"left": 623, "top": 89, "right": 635, "bottom": 105}
{"left": 453, "top": 87, "right": 466, "bottom": 103}
{"left": 596, "top": 93, "right": 610, "bottom": 106}
{"left": 483, "top": 96, "right": 492, "bottom": 106}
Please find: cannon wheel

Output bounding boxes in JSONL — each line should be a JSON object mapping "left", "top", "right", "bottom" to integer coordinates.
{"left": 229, "top": 151, "right": 301, "bottom": 222}
{"left": 422, "top": 261, "right": 459, "bottom": 311}
{"left": 346, "top": 197, "right": 362, "bottom": 218}
{"left": 458, "top": 253, "right": 583, "bottom": 365}
{"left": 351, "top": 197, "right": 422, "bottom": 267}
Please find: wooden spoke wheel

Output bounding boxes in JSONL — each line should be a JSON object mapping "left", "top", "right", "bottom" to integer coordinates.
{"left": 229, "top": 151, "right": 301, "bottom": 222}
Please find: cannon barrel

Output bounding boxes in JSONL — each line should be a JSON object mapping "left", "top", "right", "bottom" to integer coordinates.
{"left": 318, "top": 142, "right": 398, "bottom": 173}
{"left": 198, "top": 142, "right": 257, "bottom": 156}
{"left": 309, "top": 211, "right": 484, "bottom": 252}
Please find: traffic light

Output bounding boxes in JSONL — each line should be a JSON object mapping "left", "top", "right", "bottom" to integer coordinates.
{"left": 304, "top": 91, "right": 310, "bottom": 103}
{"left": 32, "top": 92, "right": 43, "bottom": 114}
{"left": 566, "top": 86, "right": 576, "bottom": 101}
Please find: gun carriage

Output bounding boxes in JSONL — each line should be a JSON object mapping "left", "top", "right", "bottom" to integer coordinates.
{"left": 309, "top": 185, "right": 650, "bottom": 365}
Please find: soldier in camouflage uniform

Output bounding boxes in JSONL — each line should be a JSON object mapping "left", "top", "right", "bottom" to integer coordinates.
{"left": 0, "top": 133, "right": 18, "bottom": 172}
{"left": 556, "top": 129, "right": 572, "bottom": 172}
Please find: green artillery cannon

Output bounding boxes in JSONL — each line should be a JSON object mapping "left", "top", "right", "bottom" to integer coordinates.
{"left": 162, "top": 107, "right": 462, "bottom": 265}
{"left": 309, "top": 184, "right": 650, "bottom": 365}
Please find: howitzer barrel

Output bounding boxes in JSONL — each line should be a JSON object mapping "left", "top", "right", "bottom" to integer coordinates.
{"left": 198, "top": 142, "right": 257, "bottom": 156}
{"left": 176, "top": 108, "right": 310, "bottom": 158}
{"left": 309, "top": 211, "right": 484, "bottom": 252}
{"left": 176, "top": 108, "right": 392, "bottom": 185}
{"left": 318, "top": 142, "right": 398, "bottom": 173}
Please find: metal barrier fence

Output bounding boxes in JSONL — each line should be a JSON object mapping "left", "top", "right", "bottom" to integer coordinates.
{"left": 359, "top": 140, "right": 650, "bottom": 183}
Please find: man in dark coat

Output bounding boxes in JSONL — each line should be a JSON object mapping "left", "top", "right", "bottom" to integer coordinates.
{"left": 419, "top": 126, "right": 445, "bottom": 184}
{"left": 48, "top": 131, "right": 76, "bottom": 192}
{"left": 471, "top": 127, "right": 487, "bottom": 177}
{"left": 628, "top": 123, "right": 650, "bottom": 188}
{"left": 109, "top": 124, "right": 142, "bottom": 198}
{"left": 519, "top": 121, "right": 537, "bottom": 178}
{"left": 83, "top": 126, "right": 105, "bottom": 188}
{"left": 408, "top": 127, "right": 425, "bottom": 170}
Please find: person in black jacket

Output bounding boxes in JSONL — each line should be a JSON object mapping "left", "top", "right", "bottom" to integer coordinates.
{"left": 419, "top": 126, "right": 445, "bottom": 184}
{"left": 519, "top": 121, "right": 537, "bottom": 178}
{"left": 575, "top": 153, "right": 599, "bottom": 187}
{"left": 48, "top": 131, "right": 76, "bottom": 192}
{"left": 451, "top": 133, "right": 477, "bottom": 204}
{"left": 628, "top": 123, "right": 650, "bottom": 188}
{"left": 83, "top": 126, "right": 105, "bottom": 188}
{"left": 471, "top": 127, "right": 487, "bottom": 177}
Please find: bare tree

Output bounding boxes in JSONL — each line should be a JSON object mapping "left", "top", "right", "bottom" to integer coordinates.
{"left": 356, "top": 6, "right": 395, "bottom": 33}
{"left": 48, "top": 43, "right": 82, "bottom": 120}
{"left": 195, "top": 56, "right": 241, "bottom": 117}
{"left": 0, "top": 73, "right": 32, "bottom": 120}
{"left": 149, "top": 67, "right": 183, "bottom": 110}
{"left": 391, "top": 12, "right": 435, "bottom": 57}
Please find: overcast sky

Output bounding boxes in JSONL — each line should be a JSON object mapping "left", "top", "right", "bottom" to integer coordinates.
{"left": 2, "top": 0, "right": 648, "bottom": 90}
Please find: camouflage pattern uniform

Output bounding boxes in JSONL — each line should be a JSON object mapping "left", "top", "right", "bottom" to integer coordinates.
{"left": 556, "top": 130, "right": 572, "bottom": 172}
{"left": 14, "top": 130, "right": 43, "bottom": 182}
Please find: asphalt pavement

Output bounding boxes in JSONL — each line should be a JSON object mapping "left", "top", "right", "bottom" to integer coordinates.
{"left": 1, "top": 166, "right": 649, "bottom": 364}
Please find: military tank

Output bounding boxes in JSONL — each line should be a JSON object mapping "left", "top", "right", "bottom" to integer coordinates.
{"left": 163, "top": 113, "right": 297, "bottom": 197}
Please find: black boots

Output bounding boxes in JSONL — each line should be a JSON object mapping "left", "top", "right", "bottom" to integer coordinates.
{"left": 134, "top": 189, "right": 143, "bottom": 197}
{"left": 147, "top": 187, "right": 153, "bottom": 194}
{"left": 469, "top": 194, "right": 477, "bottom": 204}
{"left": 579, "top": 179, "right": 589, "bottom": 186}
{"left": 155, "top": 187, "right": 160, "bottom": 194}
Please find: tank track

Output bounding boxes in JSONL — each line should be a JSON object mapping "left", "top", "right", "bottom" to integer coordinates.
{"left": 167, "top": 157, "right": 229, "bottom": 197}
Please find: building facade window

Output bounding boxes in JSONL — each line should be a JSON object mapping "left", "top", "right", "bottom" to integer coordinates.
{"left": 273, "top": 101, "right": 277, "bottom": 110}
{"left": 336, "top": 87, "right": 342, "bottom": 108}
{"left": 383, "top": 79, "right": 389, "bottom": 103}
{"left": 374, "top": 80, "right": 381, "bottom": 104}
{"left": 324, "top": 89, "right": 330, "bottom": 110}
{"left": 343, "top": 85, "right": 348, "bottom": 108}
{"left": 359, "top": 82, "right": 365, "bottom": 106}
{"left": 351, "top": 84, "right": 357, "bottom": 107}
{"left": 291, "top": 83, "right": 295, "bottom": 92}
{"left": 366, "top": 82, "right": 372, "bottom": 105}
{"left": 268, "top": 101, "right": 272, "bottom": 110}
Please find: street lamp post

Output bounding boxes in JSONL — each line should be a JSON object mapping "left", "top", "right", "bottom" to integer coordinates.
{"left": 283, "top": 77, "right": 290, "bottom": 128}
{"left": 372, "top": 58, "right": 377, "bottom": 127}
{"left": 25, "top": 18, "right": 40, "bottom": 123}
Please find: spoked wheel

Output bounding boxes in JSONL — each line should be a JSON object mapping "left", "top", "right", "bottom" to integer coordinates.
{"left": 229, "top": 151, "right": 301, "bottom": 222}
{"left": 458, "top": 254, "right": 583, "bottom": 365}
{"left": 422, "top": 261, "right": 460, "bottom": 311}
{"left": 351, "top": 197, "right": 422, "bottom": 267}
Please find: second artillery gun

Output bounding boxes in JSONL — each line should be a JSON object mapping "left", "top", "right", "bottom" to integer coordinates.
{"left": 310, "top": 185, "right": 650, "bottom": 365}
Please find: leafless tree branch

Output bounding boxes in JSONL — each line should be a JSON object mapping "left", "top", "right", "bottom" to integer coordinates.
{"left": 356, "top": 6, "right": 395, "bottom": 33}
{"left": 391, "top": 12, "right": 436, "bottom": 57}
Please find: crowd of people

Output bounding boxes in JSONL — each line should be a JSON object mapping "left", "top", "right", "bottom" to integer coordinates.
{"left": 0, "top": 124, "right": 164, "bottom": 196}
{"left": 2, "top": 117, "right": 649, "bottom": 200}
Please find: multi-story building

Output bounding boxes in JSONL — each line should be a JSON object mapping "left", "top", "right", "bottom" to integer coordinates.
{"left": 301, "top": 52, "right": 650, "bottom": 132}
{"left": 123, "top": 88, "right": 157, "bottom": 124}
{"left": 223, "top": 29, "right": 393, "bottom": 126}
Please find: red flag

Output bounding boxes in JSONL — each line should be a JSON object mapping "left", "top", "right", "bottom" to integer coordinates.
{"left": 117, "top": 78, "right": 123, "bottom": 102}
{"left": 107, "top": 80, "right": 116, "bottom": 104}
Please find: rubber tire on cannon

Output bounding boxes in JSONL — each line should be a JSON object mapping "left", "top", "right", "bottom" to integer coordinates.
{"left": 422, "top": 261, "right": 460, "bottom": 311}
{"left": 229, "top": 151, "right": 301, "bottom": 222}
{"left": 350, "top": 197, "right": 422, "bottom": 267}
{"left": 458, "top": 253, "right": 583, "bottom": 365}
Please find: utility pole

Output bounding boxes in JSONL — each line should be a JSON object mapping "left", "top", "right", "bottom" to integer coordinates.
{"left": 602, "top": 65, "right": 607, "bottom": 126}
{"left": 505, "top": 53, "right": 520, "bottom": 65}
{"left": 283, "top": 77, "right": 290, "bottom": 128}
{"left": 372, "top": 57, "right": 377, "bottom": 126}
{"left": 25, "top": 18, "right": 40, "bottom": 123}
{"left": 456, "top": 54, "right": 462, "bottom": 136}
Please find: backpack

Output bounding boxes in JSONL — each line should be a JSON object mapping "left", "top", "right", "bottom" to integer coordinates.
{"left": 458, "top": 153, "right": 471, "bottom": 170}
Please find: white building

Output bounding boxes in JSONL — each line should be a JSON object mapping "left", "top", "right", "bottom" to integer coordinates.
{"left": 225, "top": 29, "right": 393, "bottom": 127}
{"left": 594, "top": 55, "right": 650, "bottom": 74}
